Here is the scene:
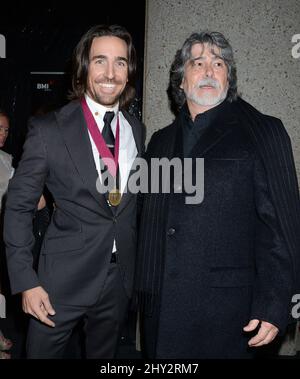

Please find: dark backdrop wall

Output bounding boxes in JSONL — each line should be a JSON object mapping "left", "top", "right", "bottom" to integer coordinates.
{"left": 0, "top": 1, "right": 146, "bottom": 163}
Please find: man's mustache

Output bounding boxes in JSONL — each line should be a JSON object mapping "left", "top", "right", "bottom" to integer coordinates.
{"left": 197, "top": 79, "right": 220, "bottom": 89}
{"left": 96, "top": 79, "right": 122, "bottom": 85}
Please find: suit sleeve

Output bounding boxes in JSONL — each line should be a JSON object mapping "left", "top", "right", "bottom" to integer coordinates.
{"left": 250, "top": 155, "right": 294, "bottom": 333}
{"left": 4, "top": 120, "right": 49, "bottom": 294}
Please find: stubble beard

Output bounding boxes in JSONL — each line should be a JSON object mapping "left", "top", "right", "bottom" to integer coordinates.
{"left": 88, "top": 80, "right": 125, "bottom": 107}
{"left": 93, "top": 92, "right": 120, "bottom": 107}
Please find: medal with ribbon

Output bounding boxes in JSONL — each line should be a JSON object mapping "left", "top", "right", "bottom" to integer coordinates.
{"left": 81, "top": 97, "right": 121, "bottom": 206}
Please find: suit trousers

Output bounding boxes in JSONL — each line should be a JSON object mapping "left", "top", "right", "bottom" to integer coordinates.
{"left": 26, "top": 261, "right": 129, "bottom": 359}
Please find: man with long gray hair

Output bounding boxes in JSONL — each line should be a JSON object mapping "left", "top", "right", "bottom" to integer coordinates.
{"left": 135, "top": 31, "right": 300, "bottom": 358}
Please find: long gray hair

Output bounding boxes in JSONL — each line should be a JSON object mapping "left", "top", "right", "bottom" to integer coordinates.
{"left": 168, "top": 31, "right": 238, "bottom": 114}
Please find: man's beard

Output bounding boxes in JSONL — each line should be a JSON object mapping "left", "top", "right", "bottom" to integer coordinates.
{"left": 88, "top": 80, "right": 124, "bottom": 107}
{"left": 92, "top": 92, "right": 120, "bottom": 107}
{"left": 187, "top": 78, "right": 228, "bottom": 107}
{"left": 90, "top": 88, "right": 121, "bottom": 107}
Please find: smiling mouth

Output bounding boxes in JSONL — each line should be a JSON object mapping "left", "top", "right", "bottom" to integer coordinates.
{"left": 98, "top": 83, "right": 118, "bottom": 93}
{"left": 100, "top": 83, "right": 117, "bottom": 88}
{"left": 100, "top": 83, "right": 117, "bottom": 87}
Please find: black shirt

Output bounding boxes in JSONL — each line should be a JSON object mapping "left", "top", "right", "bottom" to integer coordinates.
{"left": 181, "top": 100, "right": 228, "bottom": 156}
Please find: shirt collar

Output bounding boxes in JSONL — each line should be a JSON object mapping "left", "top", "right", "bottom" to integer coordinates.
{"left": 181, "top": 99, "right": 228, "bottom": 129}
{"left": 194, "top": 99, "right": 227, "bottom": 126}
{"left": 85, "top": 94, "right": 119, "bottom": 123}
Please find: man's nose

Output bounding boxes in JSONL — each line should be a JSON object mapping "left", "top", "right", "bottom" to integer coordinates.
{"left": 205, "top": 65, "right": 214, "bottom": 78}
{"left": 105, "top": 62, "right": 115, "bottom": 79}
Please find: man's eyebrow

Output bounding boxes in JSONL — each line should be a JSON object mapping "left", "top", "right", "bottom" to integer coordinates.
{"left": 191, "top": 54, "right": 224, "bottom": 61}
{"left": 191, "top": 56, "right": 205, "bottom": 61}
{"left": 211, "top": 54, "right": 224, "bottom": 60}
{"left": 91, "top": 54, "right": 107, "bottom": 61}
{"left": 117, "top": 56, "right": 128, "bottom": 63}
{"left": 91, "top": 55, "right": 128, "bottom": 63}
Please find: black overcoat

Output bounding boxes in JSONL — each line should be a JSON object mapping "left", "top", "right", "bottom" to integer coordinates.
{"left": 136, "top": 98, "right": 300, "bottom": 359}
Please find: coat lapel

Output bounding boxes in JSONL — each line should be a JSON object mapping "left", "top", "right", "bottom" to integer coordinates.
{"left": 55, "top": 101, "right": 111, "bottom": 214}
{"left": 116, "top": 111, "right": 144, "bottom": 215}
{"left": 188, "top": 101, "right": 237, "bottom": 157}
{"left": 122, "top": 110, "right": 144, "bottom": 157}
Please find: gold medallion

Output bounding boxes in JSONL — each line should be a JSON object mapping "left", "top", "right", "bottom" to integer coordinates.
{"left": 108, "top": 188, "right": 122, "bottom": 206}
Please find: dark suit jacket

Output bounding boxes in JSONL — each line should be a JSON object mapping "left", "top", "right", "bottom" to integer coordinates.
{"left": 4, "top": 100, "right": 145, "bottom": 306}
{"left": 136, "top": 98, "right": 299, "bottom": 359}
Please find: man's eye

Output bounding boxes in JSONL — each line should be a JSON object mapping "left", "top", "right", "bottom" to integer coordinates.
{"left": 96, "top": 59, "right": 105, "bottom": 64}
{"left": 214, "top": 62, "right": 223, "bottom": 67}
{"left": 192, "top": 61, "right": 202, "bottom": 67}
{"left": 117, "top": 61, "right": 127, "bottom": 67}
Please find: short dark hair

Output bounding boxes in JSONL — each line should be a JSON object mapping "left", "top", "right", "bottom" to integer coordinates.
{"left": 168, "top": 31, "right": 238, "bottom": 114}
{"left": 69, "top": 24, "right": 137, "bottom": 110}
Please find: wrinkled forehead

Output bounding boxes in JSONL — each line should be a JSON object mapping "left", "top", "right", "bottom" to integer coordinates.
{"left": 0, "top": 115, "right": 9, "bottom": 127}
{"left": 189, "top": 42, "right": 223, "bottom": 60}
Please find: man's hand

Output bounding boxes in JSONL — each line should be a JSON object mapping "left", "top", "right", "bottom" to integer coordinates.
{"left": 22, "top": 286, "right": 56, "bottom": 327}
{"left": 243, "top": 319, "right": 279, "bottom": 347}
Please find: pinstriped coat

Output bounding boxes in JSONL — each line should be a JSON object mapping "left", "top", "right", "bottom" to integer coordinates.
{"left": 136, "top": 98, "right": 300, "bottom": 359}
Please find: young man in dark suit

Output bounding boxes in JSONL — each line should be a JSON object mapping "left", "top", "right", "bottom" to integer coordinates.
{"left": 4, "top": 24, "right": 144, "bottom": 358}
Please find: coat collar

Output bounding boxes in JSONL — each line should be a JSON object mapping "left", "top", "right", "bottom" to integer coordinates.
{"left": 174, "top": 99, "right": 238, "bottom": 158}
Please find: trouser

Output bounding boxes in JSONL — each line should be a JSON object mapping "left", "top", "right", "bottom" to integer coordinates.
{"left": 26, "top": 262, "right": 129, "bottom": 359}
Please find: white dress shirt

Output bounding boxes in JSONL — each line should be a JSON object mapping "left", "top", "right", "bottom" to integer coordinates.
{"left": 85, "top": 94, "right": 138, "bottom": 252}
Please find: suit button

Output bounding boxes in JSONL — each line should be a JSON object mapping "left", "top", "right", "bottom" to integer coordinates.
{"left": 167, "top": 228, "right": 176, "bottom": 236}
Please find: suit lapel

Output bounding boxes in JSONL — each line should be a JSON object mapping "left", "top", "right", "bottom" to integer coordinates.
{"left": 122, "top": 110, "right": 144, "bottom": 157}
{"left": 116, "top": 111, "right": 144, "bottom": 215}
{"left": 55, "top": 101, "right": 111, "bottom": 214}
